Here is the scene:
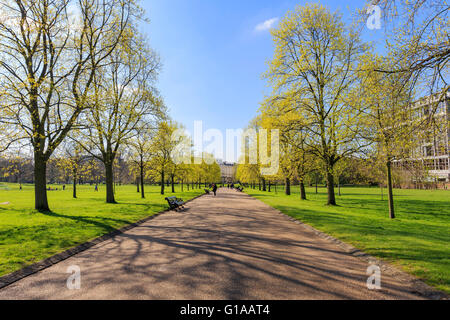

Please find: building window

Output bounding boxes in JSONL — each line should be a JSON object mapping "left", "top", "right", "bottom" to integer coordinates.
{"left": 423, "top": 146, "right": 433, "bottom": 157}
{"left": 438, "top": 159, "right": 449, "bottom": 171}
{"left": 436, "top": 101, "right": 447, "bottom": 114}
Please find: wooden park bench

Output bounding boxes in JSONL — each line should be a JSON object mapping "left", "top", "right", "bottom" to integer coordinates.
{"left": 165, "top": 196, "right": 185, "bottom": 211}
{"left": 236, "top": 187, "right": 244, "bottom": 192}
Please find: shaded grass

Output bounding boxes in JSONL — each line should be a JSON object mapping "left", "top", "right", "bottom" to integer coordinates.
{"left": 246, "top": 186, "right": 450, "bottom": 294}
{"left": 0, "top": 183, "right": 203, "bottom": 277}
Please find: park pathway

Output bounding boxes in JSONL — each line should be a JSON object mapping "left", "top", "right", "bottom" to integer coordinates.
{"left": 0, "top": 189, "right": 424, "bottom": 300}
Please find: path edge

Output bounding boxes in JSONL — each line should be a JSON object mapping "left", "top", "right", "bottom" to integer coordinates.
{"left": 242, "top": 191, "right": 449, "bottom": 300}
{"left": 0, "top": 193, "right": 206, "bottom": 291}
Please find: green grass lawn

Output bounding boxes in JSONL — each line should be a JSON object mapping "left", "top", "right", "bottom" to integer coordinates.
{"left": 246, "top": 186, "right": 450, "bottom": 294}
{"left": 0, "top": 183, "right": 203, "bottom": 277}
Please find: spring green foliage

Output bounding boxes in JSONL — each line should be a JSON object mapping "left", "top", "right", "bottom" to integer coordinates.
{"left": 262, "top": 3, "right": 371, "bottom": 205}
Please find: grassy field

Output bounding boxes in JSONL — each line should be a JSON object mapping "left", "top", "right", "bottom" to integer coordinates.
{"left": 0, "top": 183, "right": 203, "bottom": 277}
{"left": 246, "top": 186, "right": 450, "bottom": 294}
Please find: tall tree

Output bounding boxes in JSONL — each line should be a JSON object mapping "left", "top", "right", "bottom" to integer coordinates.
{"left": 75, "top": 31, "right": 163, "bottom": 203}
{"left": 359, "top": 55, "right": 418, "bottom": 219}
{"left": 149, "top": 121, "right": 181, "bottom": 195}
{"left": 260, "top": 97, "right": 318, "bottom": 200}
{"left": 128, "top": 123, "right": 156, "bottom": 199}
{"left": 265, "top": 4, "right": 370, "bottom": 205}
{"left": 0, "top": 0, "right": 140, "bottom": 211}
{"left": 58, "top": 140, "right": 86, "bottom": 199}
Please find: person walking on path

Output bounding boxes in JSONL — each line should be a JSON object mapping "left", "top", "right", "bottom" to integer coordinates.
{"left": 212, "top": 184, "right": 218, "bottom": 196}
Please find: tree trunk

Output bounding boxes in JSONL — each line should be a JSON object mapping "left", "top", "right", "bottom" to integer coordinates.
{"left": 262, "top": 178, "right": 267, "bottom": 191}
{"left": 338, "top": 176, "right": 341, "bottom": 196}
{"left": 268, "top": 181, "right": 271, "bottom": 192}
{"left": 315, "top": 174, "right": 318, "bottom": 194}
{"left": 105, "top": 161, "right": 116, "bottom": 204}
{"left": 300, "top": 180, "right": 307, "bottom": 200}
{"left": 285, "top": 178, "right": 291, "bottom": 196}
{"left": 136, "top": 177, "right": 140, "bottom": 193}
{"left": 387, "top": 160, "right": 395, "bottom": 219}
{"left": 161, "top": 170, "right": 165, "bottom": 195}
{"left": 140, "top": 164, "right": 145, "bottom": 199}
{"left": 34, "top": 154, "right": 49, "bottom": 211}
{"left": 73, "top": 168, "right": 77, "bottom": 199}
{"left": 171, "top": 175, "right": 175, "bottom": 193}
{"left": 326, "top": 171, "right": 336, "bottom": 206}
{"left": 181, "top": 180, "right": 184, "bottom": 192}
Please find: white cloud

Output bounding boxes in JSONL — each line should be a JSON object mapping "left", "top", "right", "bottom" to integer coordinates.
{"left": 255, "top": 17, "right": 279, "bottom": 32}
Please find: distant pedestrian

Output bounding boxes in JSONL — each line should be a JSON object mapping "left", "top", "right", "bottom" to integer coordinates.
{"left": 95, "top": 185, "right": 98, "bottom": 192}
{"left": 212, "top": 184, "right": 218, "bottom": 196}
{"left": 63, "top": 185, "right": 66, "bottom": 191}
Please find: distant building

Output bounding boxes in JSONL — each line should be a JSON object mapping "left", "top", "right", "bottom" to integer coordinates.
{"left": 395, "top": 91, "right": 450, "bottom": 185}
{"left": 217, "top": 160, "right": 236, "bottom": 184}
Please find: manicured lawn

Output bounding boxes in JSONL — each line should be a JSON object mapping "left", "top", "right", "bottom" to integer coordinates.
{"left": 0, "top": 183, "right": 203, "bottom": 277}
{"left": 246, "top": 186, "right": 450, "bottom": 294}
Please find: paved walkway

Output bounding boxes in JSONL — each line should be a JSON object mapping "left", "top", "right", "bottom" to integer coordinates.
{"left": 0, "top": 189, "right": 424, "bottom": 300}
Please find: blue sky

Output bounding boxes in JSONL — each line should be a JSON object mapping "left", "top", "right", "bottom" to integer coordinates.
{"left": 140, "top": 0, "right": 385, "bottom": 159}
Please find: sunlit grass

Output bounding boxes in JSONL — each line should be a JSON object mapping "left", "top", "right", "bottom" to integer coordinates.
{"left": 246, "top": 186, "right": 450, "bottom": 294}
